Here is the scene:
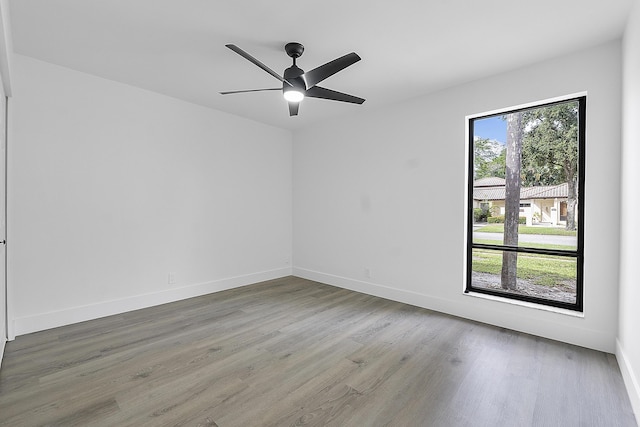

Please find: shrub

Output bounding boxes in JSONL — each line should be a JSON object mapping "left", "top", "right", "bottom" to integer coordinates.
{"left": 474, "top": 208, "right": 491, "bottom": 222}
{"left": 487, "top": 215, "right": 526, "bottom": 224}
{"left": 488, "top": 215, "right": 504, "bottom": 223}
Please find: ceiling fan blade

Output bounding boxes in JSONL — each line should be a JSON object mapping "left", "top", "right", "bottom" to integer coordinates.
{"left": 305, "top": 86, "right": 365, "bottom": 104}
{"left": 288, "top": 102, "right": 299, "bottom": 116}
{"left": 220, "top": 88, "right": 281, "bottom": 95}
{"left": 302, "top": 52, "right": 361, "bottom": 89}
{"left": 225, "top": 44, "right": 291, "bottom": 86}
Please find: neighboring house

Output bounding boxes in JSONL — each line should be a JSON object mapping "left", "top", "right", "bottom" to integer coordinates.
{"left": 473, "top": 177, "right": 570, "bottom": 226}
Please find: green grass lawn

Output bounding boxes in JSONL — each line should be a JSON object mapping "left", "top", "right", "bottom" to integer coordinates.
{"left": 476, "top": 224, "right": 577, "bottom": 236}
{"left": 472, "top": 248, "right": 576, "bottom": 286}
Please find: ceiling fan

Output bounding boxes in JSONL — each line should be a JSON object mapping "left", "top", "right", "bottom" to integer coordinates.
{"left": 220, "top": 42, "right": 365, "bottom": 116}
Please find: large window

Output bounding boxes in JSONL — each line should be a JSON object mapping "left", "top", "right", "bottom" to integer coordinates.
{"left": 466, "top": 96, "right": 586, "bottom": 311}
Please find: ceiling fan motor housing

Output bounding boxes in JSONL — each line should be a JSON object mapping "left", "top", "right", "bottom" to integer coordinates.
{"left": 283, "top": 65, "right": 305, "bottom": 89}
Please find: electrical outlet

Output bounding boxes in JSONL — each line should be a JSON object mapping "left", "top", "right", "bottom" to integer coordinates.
{"left": 168, "top": 272, "right": 176, "bottom": 284}
{"left": 285, "top": 257, "right": 291, "bottom": 265}
{"left": 364, "top": 268, "right": 371, "bottom": 279}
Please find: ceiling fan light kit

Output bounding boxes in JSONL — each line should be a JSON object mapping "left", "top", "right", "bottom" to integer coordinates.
{"left": 221, "top": 42, "right": 365, "bottom": 117}
{"left": 283, "top": 88, "right": 304, "bottom": 103}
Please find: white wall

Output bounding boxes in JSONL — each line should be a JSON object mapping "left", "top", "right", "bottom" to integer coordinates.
{"left": 8, "top": 55, "right": 293, "bottom": 337}
{"left": 0, "top": 61, "right": 5, "bottom": 364}
{"left": 0, "top": 0, "right": 10, "bottom": 365}
{"left": 293, "top": 41, "right": 622, "bottom": 353}
{"left": 618, "top": 0, "right": 640, "bottom": 416}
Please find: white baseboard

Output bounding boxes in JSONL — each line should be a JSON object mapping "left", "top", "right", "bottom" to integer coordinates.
{"left": 292, "top": 267, "right": 614, "bottom": 353}
{"left": 293, "top": 267, "right": 453, "bottom": 313}
{"left": 616, "top": 339, "right": 640, "bottom": 421}
{"left": 11, "top": 267, "right": 292, "bottom": 338}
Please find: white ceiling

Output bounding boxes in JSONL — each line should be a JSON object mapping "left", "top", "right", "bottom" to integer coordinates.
{"left": 8, "top": 0, "right": 635, "bottom": 131}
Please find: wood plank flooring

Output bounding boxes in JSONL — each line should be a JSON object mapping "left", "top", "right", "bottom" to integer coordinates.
{"left": 0, "top": 276, "right": 636, "bottom": 426}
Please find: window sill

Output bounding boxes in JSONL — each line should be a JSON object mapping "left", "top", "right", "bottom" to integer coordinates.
{"left": 464, "top": 290, "right": 585, "bottom": 318}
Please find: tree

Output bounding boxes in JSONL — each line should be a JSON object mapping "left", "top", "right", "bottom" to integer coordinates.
{"left": 521, "top": 102, "right": 579, "bottom": 230}
{"left": 474, "top": 138, "right": 506, "bottom": 180}
{"left": 501, "top": 112, "right": 523, "bottom": 290}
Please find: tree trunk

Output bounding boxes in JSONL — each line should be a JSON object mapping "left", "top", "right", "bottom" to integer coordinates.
{"left": 566, "top": 175, "right": 577, "bottom": 231}
{"left": 501, "top": 112, "right": 523, "bottom": 290}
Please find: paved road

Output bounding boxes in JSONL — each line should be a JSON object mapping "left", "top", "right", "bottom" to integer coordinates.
{"left": 473, "top": 231, "right": 577, "bottom": 247}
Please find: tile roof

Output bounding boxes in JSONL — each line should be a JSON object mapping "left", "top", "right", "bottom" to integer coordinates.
{"left": 521, "top": 183, "right": 568, "bottom": 199}
{"left": 473, "top": 180, "right": 568, "bottom": 201}
{"left": 474, "top": 177, "right": 506, "bottom": 187}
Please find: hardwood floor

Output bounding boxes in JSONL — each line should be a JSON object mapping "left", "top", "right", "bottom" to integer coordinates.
{"left": 0, "top": 276, "right": 636, "bottom": 426}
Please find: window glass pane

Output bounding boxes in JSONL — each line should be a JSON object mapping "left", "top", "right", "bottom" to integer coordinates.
{"left": 472, "top": 100, "right": 580, "bottom": 252}
{"left": 471, "top": 248, "right": 577, "bottom": 305}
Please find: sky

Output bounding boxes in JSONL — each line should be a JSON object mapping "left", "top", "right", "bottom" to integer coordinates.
{"left": 473, "top": 115, "right": 506, "bottom": 144}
